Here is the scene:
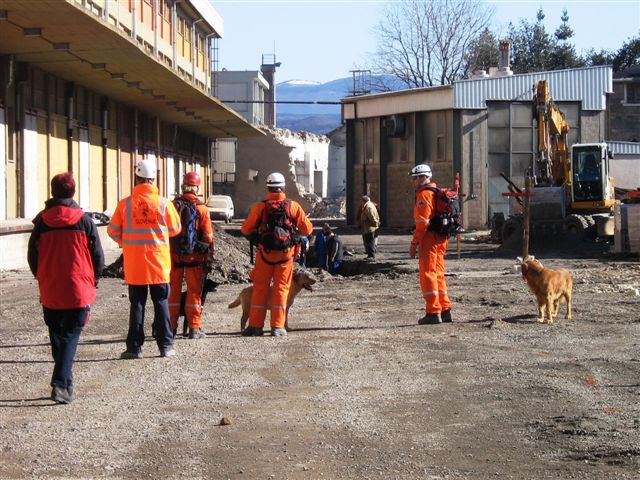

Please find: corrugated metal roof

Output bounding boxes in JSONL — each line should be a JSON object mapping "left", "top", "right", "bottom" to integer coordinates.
{"left": 607, "top": 141, "right": 640, "bottom": 154}
{"left": 454, "top": 66, "right": 612, "bottom": 111}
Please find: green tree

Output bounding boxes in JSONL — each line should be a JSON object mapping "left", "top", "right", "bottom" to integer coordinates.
{"left": 509, "top": 9, "right": 554, "bottom": 73}
{"left": 370, "top": 0, "right": 494, "bottom": 88}
{"left": 612, "top": 35, "right": 640, "bottom": 72}
{"left": 465, "top": 27, "right": 500, "bottom": 74}
{"left": 549, "top": 9, "right": 582, "bottom": 70}
{"left": 583, "top": 48, "right": 615, "bottom": 67}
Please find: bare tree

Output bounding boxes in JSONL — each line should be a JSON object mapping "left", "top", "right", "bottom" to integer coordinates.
{"left": 370, "top": 0, "right": 494, "bottom": 88}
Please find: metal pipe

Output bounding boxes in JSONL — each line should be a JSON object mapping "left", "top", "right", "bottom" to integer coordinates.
{"left": 101, "top": 99, "right": 108, "bottom": 211}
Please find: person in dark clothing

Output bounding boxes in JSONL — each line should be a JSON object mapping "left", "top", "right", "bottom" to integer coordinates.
{"left": 296, "top": 235, "right": 309, "bottom": 267}
{"left": 27, "top": 173, "right": 104, "bottom": 404}
{"left": 314, "top": 229, "right": 328, "bottom": 270}
{"left": 323, "top": 224, "right": 344, "bottom": 275}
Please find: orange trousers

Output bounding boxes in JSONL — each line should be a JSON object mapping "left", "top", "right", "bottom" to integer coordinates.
{"left": 418, "top": 232, "right": 451, "bottom": 314}
{"left": 248, "top": 252, "right": 293, "bottom": 330}
{"left": 169, "top": 264, "right": 206, "bottom": 330}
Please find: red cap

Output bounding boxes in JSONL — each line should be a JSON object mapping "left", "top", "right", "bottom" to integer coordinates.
{"left": 51, "top": 173, "right": 76, "bottom": 199}
{"left": 183, "top": 171, "right": 201, "bottom": 187}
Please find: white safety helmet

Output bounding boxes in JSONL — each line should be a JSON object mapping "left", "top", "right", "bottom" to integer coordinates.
{"left": 266, "top": 172, "right": 286, "bottom": 188}
{"left": 409, "top": 164, "right": 432, "bottom": 177}
{"left": 135, "top": 159, "right": 157, "bottom": 179}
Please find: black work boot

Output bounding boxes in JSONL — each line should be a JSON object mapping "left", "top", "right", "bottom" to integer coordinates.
{"left": 441, "top": 310, "right": 453, "bottom": 323}
{"left": 418, "top": 313, "right": 442, "bottom": 325}
{"left": 241, "top": 327, "right": 264, "bottom": 337}
{"left": 51, "top": 386, "right": 73, "bottom": 404}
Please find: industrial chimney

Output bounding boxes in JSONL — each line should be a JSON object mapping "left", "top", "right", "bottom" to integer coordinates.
{"left": 496, "top": 39, "right": 513, "bottom": 77}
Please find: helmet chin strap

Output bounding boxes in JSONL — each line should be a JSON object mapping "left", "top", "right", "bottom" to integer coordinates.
{"left": 418, "top": 176, "right": 430, "bottom": 186}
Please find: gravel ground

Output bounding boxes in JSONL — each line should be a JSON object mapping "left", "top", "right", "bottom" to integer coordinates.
{"left": 0, "top": 225, "right": 639, "bottom": 479}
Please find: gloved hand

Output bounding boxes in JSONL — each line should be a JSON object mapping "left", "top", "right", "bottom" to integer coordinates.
{"left": 409, "top": 243, "right": 418, "bottom": 259}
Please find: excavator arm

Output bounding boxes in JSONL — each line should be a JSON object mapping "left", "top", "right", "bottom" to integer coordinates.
{"left": 534, "top": 80, "right": 570, "bottom": 186}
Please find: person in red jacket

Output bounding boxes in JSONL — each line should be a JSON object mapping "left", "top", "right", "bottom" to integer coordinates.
{"left": 108, "top": 159, "right": 181, "bottom": 359}
{"left": 408, "top": 164, "right": 452, "bottom": 325}
{"left": 28, "top": 173, "right": 104, "bottom": 404}
{"left": 240, "top": 172, "right": 313, "bottom": 337}
{"left": 168, "top": 171, "right": 214, "bottom": 339}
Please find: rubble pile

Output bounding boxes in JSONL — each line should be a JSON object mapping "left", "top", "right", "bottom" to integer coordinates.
{"left": 209, "top": 227, "right": 253, "bottom": 284}
{"left": 304, "top": 194, "right": 346, "bottom": 219}
{"left": 101, "top": 226, "right": 254, "bottom": 284}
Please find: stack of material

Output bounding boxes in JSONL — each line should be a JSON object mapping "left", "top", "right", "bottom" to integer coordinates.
{"left": 614, "top": 204, "right": 640, "bottom": 253}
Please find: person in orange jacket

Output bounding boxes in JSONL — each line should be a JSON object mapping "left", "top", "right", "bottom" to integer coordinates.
{"left": 108, "top": 159, "right": 181, "bottom": 358}
{"left": 240, "top": 172, "right": 313, "bottom": 337}
{"left": 168, "top": 171, "right": 214, "bottom": 339}
{"left": 408, "top": 164, "right": 452, "bottom": 325}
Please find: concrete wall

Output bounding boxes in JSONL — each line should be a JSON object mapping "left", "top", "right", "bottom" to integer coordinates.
{"left": 234, "top": 128, "right": 328, "bottom": 217}
{"left": 580, "top": 110, "right": 607, "bottom": 143}
{"left": 327, "top": 126, "right": 347, "bottom": 198}
{"left": 460, "top": 110, "right": 489, "bottom": 229}
{"left": 610, "top": 156, "right": 640, "bottom": 190}
{"left": 0, "top": 223, "right": 120, "bottom": 271}
{"left": 608, "top": 82, "right": 640, "bottom": 142}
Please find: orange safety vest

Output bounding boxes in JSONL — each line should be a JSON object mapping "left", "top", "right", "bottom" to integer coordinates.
{"left": 241, "top": 192, "right": 313, "bottom": 263}
{"left": 108, "top": 183, "right": 181, "bottom": 285}
{"left": 412, "top": 181, "right": 437, "bottom": 245}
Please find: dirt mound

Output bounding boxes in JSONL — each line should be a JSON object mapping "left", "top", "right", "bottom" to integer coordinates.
{"left": 101, "top": 226, "right": 254, "bottom": 284}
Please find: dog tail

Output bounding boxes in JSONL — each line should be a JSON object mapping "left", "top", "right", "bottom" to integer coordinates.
{"left": 228, "top": 295, "right": 241, "bottom": 309}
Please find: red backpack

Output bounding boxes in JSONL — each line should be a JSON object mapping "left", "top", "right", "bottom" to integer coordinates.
{"left": 419, "top": 186, "right": 463, "bottom": 237}
{"left": 258, "top": 199, "right": 299, "bottom": 251}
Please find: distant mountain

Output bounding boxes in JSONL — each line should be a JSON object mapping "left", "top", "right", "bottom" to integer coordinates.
{"left": 277, "top": 113, "right": 342, "bottom": 135}
{"left": 275, "top": 76, "right": 405, "bottom": 135}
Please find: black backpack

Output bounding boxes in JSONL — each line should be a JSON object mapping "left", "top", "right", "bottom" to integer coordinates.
{"left": 170, "top": 198, "right": 210, "bottom": 255}
{"left": 258, "top": 199, "right": 299, "bottom": 251}
{"left": 419, "top": 186, "right": 463, "bottom": 237}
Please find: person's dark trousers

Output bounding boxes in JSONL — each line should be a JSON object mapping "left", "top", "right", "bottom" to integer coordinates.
{"left": 362, "top": 232, "right": 377, "bottom": 258}
{"left": 127, "top": 284, "right": 173, "bottom": 353}
{"left": 43, "top": 306, "right": 89, "bottom": 389}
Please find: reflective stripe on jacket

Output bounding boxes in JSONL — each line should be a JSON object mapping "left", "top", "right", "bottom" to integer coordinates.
{"left": 412, "top": 182, "right": 437, "bottom": 245}
{"left": 108, "top": 183, "right": 181, "bottom": 285}
{"left": 241, "top": 192, "right": 313, "bottom": 263}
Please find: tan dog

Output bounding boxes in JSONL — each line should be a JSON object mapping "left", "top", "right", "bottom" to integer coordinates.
{"left": 228, "top": 270, "right": 317, "bottom": 332}
{"left": 519, "top": 256, "right": 573, "bottom": 324}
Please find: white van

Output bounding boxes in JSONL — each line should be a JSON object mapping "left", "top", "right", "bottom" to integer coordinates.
{"left": 206, "top": 195, "right": 234, "bottom": 223}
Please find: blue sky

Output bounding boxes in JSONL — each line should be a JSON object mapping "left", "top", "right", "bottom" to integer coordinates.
{"left": 212, "top": 0, "right": 640, "bottom": 84}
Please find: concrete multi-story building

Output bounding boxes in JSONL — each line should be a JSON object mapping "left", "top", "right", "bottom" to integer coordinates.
{"left": 0, "top": 0, "right": 261, "bottom": 269}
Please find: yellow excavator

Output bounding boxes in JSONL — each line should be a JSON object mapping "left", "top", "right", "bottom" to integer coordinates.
{"left": 501, "top": 80, "right": 616, "bottom": 241}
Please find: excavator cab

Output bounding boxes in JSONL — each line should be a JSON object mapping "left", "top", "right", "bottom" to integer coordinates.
{"left": 570, "top": 143, "right": 615, "bottom": 209}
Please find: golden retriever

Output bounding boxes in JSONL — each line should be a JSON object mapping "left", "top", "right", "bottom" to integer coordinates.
{"left": 519, "top": 256, "right": 573, "bottom": 324}
{"left": 228, "top": 270, "right": 316, "bottom": 332}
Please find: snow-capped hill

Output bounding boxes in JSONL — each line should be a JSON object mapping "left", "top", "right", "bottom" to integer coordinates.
{"left": 280, "top": 79, "right": 322, "bottom": 86}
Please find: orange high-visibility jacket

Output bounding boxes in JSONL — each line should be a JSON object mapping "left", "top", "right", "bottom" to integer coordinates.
{"left": 241, "top": 192, "right": 313, "bottom": 262}
{"left": 412, "top": 182, "right": 438, "bottom": 245}
{"left": 107, "top": 183, "right": 181, "bottom": 285}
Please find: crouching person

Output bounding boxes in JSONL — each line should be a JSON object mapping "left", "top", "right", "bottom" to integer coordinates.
{"left": 27, "top": 173, "right": 104, "bottom": 404}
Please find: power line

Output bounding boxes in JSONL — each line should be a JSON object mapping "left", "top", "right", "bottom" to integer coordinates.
{"left": 220, "top": 100, "right": 341, "bottom": 105}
